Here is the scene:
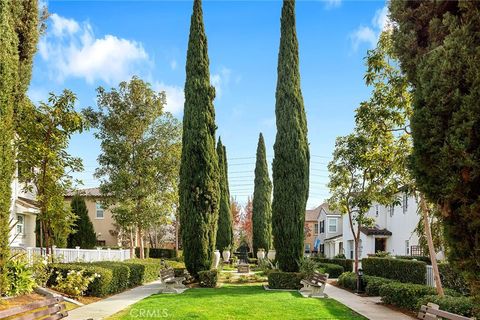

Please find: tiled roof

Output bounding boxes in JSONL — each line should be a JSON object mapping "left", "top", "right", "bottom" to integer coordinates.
{"left": 65, "top": 187, "right": 102, "bottom": 197}
{"left": 305, "top": 203, "right": 327, "bottom": 221}
{"left": 360, "top": 226, "right": 392, "bottom": 236}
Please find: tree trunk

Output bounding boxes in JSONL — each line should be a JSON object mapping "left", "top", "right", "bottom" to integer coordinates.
{"left": 175, "top": 220, "right": 179, "bottom": 258}
{"left": 129, "top": 228, "right": 134, "bottom": 258}
{"left": 419, "top": 194, "right": 444, "bottom": 296}
{"left": 138, "top": 227, "right": 144, "bottom": 259}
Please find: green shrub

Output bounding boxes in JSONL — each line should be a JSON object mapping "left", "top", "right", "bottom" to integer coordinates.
{"left": 135, "top": 248, "right": 176, "bottom": 259}
{"left": 438, "top": 263, "right": 470, "bottom": 296}
{"left": 248, "top": 258, "right": 258, "bottom": 264}
{"left": 52, "top": 269, "right": 98, "bottom": 298}
{"left": 337, "top": 272, "right": 357, "bottom": 291}
{"left": 362, "top": 257, "right": 426, "bottom": 284}
{"left": 379, "top": 282, "right": 436, "bottom": 310}
{"left": 394, "top": 255, "right": 431, "bottom": 264}
{"left": 317, "top": 263, "right": 344, "bottom": 278}
{"left": 49, "top": 263, "right": 113, "bottom": 297}
{"left": 198, "top": 270, "right": 218, "bottom": 288}
{"left": 364, "top": 276, "right": 394, "bottom": 296}
{"left": 6, "top": 259, "right": 36, "bottom": 296}
{"left": 267, "top": 272, "right": 304, "bottom": 290}
{"left": 84, "top": 262, "right": 130, "bottom": 293}
{"left": 298, "top": 257, "right": 319, "bottom": 277}
{"left": 417, "top": 295, "right": 475, "bottom": 318}
{"left": 125, "top": 259, "right": 163, "bottom": 283}
{"left": 313, "top": 257, "right": 353, "bottom": 272}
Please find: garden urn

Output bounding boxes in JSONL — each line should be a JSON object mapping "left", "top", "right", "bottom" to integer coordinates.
{"left": 213, "top": 250, "right": 221, "bottom": 269}
{"left": 267, "top": 249, "right": 276, "bottom": 261}
{"left": 257, "top": 249, "right": 265, "bottom": 260}
{"left": 222, "top": 249, "right": 231, "bottom": 262}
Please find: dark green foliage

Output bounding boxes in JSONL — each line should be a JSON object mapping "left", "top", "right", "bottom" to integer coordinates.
{"left": 67, "top": 195, "right": 96, "bottom": 249}
{"left": 179, "top": 0, "right": 219, "bottom": 278}
{"left": 0, "top": 0, "right": 19, "bottom": 294}
{"left": 272, "top": 0, "right": 310, "bottom": 273}
{"left": 198, "top": 270, "right": 218, "bottom": 288}
{"left": 215, "top": 139, "right": 233, "bottom": 252}
{"left": 135, "top": 248, "right": 176, "bottom": 259}
{"left": 362, "top": 257, "right": 426, "bottom": 284}
{"left": 124, "top": 259, "right": 164, "bottom": 284}
{"left": 394, "top": 255, "right": 431, "bottom": 265}
{"left": 337, "top": 272, "right": 357, "bottom": 291}
{"left": 252, "top": 133, "right": 272, "bottom": 256}
{"left": 379, "top": 282, "right": 437, "bottom": 310}
{"left": 390, "top": 0, "right": 480, "bottom": 298}
{"left": 313, "top": 257, "right": 354, "bottom": 272}
{"left": 438, "top": 263, "right": 470, "bottom": 296}
{"left": 268, "top": 271, "right": 304, "bottom": 290}
{"left": 317, "top": 263, "right": 344, "bottom": 278}
{"left": 417, "top": 295, "right": 477, "bottom": 318}
{"left": 364, "top": 276, "right": 394, "bottom": 296}
{"left": 84, "top": 262, "right": 130, "bottom": 293}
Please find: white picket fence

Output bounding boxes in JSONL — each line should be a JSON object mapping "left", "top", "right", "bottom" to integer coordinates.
{"left": 11, "top": 246, "right": 131, "bottom": 263}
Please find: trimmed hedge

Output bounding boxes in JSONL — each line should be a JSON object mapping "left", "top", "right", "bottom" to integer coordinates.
{"left": 337, "top": 272, "right": 357, "bottom": 291}
{"left": 438, "top": 263, "right": 470, "bottom": 296}
{"left": 417, "top": 295, "right": 476, "bottom": 318}
{"left": 394, "top": 255, "right": 431, "bottom": 264}
{"left": 313, "top": 257, "right": 353, "bottom": 272}
{"left": 362, "top": 257, "right": 426, "bottom": 284}
{"left": 125, "top": 259, "right": 163, "bottom": 283}
{"left": 364, "top": 276, "right": 394, "bottom": 296}
{"left": 135, "top": 248, "right": 176, "bottom": 259}
{"left": 268, "top": 272, "right": 304, "bottom": 290}
{"left": 317, "top": 263, "right": 344, "bottom": 278}
{"left": 198, "top": 270, "right": 218, "bottom": 288}
{"left": 379, "top": 282, "right": 436, "bottom": 310}
{"left": 80, "top": 262, "right": 130, "bottom": 293}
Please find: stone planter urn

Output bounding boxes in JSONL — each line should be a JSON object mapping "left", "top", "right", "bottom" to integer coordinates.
{"left": 267, "top": 249, "right": 276, "bottom": 261}
{"left": 222, "top": 250, "right": 231, "bottom": 262}
{"left": 257, "top": 249, "right": 265, "bottom": 260}
{"left": 213, "top": 250, "right": 221, "bottom": 269}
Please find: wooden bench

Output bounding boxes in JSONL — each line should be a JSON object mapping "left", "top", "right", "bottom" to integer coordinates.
{"left": 160, "top": 268, "right": 186, "bottom": 293}
{"left": 418, "top": 303, "right": 474, "bottom": 320}
{"left": 0, "top": 296, "right": 68, "bottom": 320}
{"left": 299, "top": 271, "right": 329, "bottom": 298}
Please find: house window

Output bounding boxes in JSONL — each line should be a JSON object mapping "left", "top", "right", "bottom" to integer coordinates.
{"left": 375, "top": 205, "right": 379, "bottom": 217}
{"left": 320, "top": 221, "right": 325, "bottom": 233}
{"left": 389, "top": 204, "right": 395, "bottom": 217}
{"left": 405, "top": 240, "right": 410, "bottom": 255}
{"left": 305, "top": 243, "right": 311, "bottom": 253}
{"left": 403, "top": 192, "right": 408, "bottom": 213}
{"left": 16, "top": 215, "right": 24, "bottom": 235}
{"left": 328, "top": 218, "right": 337, "bottom": 233}
{"left": 314, "top": 223, "right": 319, "bottom": 235}
{"left": 96, "top": 203, "right": 104, "bottom": 219}
{"left": 348, "top": 240, "right": 354, "bottom": 259}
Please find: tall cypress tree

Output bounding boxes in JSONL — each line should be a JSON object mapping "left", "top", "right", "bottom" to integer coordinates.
{"left": 0, "top": 0, "right": 19, "bottom": 294}
{"left": 179, "top": 0, "right": 219, "bottom": 277}
{"left": 252, "top": 133, "right": 272, "bottom": 256}
{"left": 272, "top": 0, "right": 310, "bottom": 272}
{"left": 215, "top": 138, "right": 233, "bottom": 252}
{"left": 67, "top": 195, "right": 97, "bottom": 249}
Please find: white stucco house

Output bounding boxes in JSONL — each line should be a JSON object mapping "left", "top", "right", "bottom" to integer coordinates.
{"left": 342, "top": 192, "right": 421, "bottom": 259}
{"left": 9, "top": 169, "right": 39, "bottom": 247}
{"left": 308, "top": 192, "right": 422, "bottom": 259}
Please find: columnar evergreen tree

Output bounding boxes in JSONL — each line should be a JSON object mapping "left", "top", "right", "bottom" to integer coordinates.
{"left": 215, "top": 139, "right": 233, "bottom": 252}
{"left": 252, "top": 133, "right": 272, "bottom": 256}
{"left": 390, "top": 1, "right": 480, "bottom": 299}
{"left": 67, "top": 195, "right": 97, "bottom": 249}
{"left": 179, "top": 0, "right": 219, "bottom": 277}
{"left": 272, "top": 0, "right": 310, "bottom": 272}
{"left": 0, "top": 0, "right": 19, "bottom": 294}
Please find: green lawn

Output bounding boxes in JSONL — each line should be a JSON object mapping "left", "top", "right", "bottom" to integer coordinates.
{"left": 108, "top": 284, "right": 366, "bottom": 320}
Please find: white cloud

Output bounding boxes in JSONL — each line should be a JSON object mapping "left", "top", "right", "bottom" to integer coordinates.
{"left": 39, "top": 14, "right": 149, "bottom": 84}
{"left": 324, "top": 0, "right": 341, "bottom": 9}
{"left": 350, "top": 6, "right": 390, "bottom": 51}
{"left": 153, "top": 82, "right": 184, "bottom": 115}
{"left": 211, "top": 67, "right": 232, "bottom": 99}
{"left": 170, "top": 59, "right": 177, "bottom": 70}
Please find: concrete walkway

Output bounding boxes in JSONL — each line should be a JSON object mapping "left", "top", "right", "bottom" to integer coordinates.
{"left": 66, "top": 280, "right": 162, "bottom": 320}
{"left": 325, "top": 283, "right": 415, "bottom": 320}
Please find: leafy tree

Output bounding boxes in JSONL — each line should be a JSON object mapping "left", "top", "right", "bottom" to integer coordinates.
{"left": 215, "top": 138, "right": 233, "bottom": 253}
{"left": 85, "top": 77, "right": 181, "bottom": 259}
{"left": 179, "top": 0, "right": 219, "bottom": 277}
{"left": 389, "top": 0, "right": 480, "bottom": 298}
{"left": 252, "top": 133, "right": 272, "bottom": 256}
{"left": 67, "top": 195, "right": 97, "bottom": 249}
{"left": 0, "top": 0, "right": 20, "bottom": 294}
{"left": 272, "top": 0, "right": 310, "bottom": 272}
{"left": 18, "top": 91, "right": 84, "bottom": 250}
{"left": 242, "top": 198, "right": 254, "bottom": 252}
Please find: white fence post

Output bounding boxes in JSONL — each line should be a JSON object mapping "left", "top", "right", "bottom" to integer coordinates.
{"left": 26, "top": 247, "right": 32, "bottom": 264}
{"left": 75, "top": 246, "right": 80, "bottom": 262}
{"left": 107, "top": 248, "right": 111, "bottom": 261}
{"left": 426, "top": 265, "right": 435, "bottom": 287}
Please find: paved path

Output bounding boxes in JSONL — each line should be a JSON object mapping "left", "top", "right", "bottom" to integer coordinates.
{"left": 325, "top": 283, "right": 415, "bottom": 320}
{"left": 66, "top": 280, "right": 162, "bottom": 320}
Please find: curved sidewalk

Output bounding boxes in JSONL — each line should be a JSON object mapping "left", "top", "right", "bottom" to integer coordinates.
{"left": 66, "top": 280, "right": 162, "bottom": 320}
{"left": 325, "top": 283, "right": 415, "bottom": 320}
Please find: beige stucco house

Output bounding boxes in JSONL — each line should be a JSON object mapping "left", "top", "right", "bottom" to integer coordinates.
{"left": 65, "top": 188, "right": 120, "bottom": 247}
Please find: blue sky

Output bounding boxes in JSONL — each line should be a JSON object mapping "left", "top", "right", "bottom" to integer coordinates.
{"left": 29, "top": 0, "right": 389, "bottom": 209}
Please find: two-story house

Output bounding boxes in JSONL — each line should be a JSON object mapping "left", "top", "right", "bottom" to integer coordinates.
{"left": 316, "top": 204, "right": 343, "bottom": 258}
{"left": 304, "top": 205, "right": 322, "bottom": 253}
{"left": 342, "top": 192, "right": 421, "bottom": 259}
